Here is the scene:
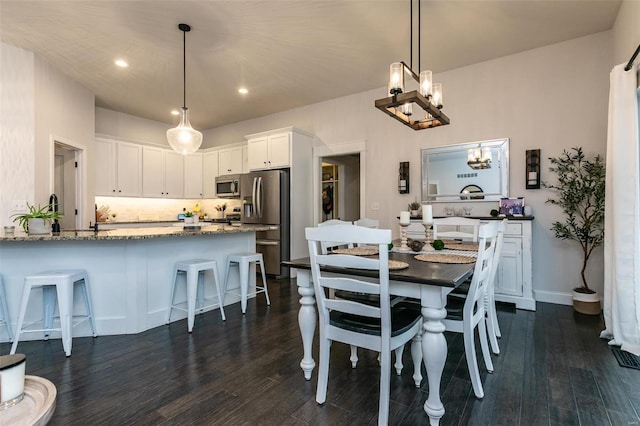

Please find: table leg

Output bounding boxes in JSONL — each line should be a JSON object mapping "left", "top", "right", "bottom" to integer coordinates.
{"left": 296, "top": 270, "right": 316, "bottom": 380}
{"left": 421, "top": 287, "right": 448, "bottom": 425}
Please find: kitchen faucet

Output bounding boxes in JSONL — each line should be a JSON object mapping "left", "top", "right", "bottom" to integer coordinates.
{"left": 49, "top": 193, "right": 60, "bottom": 233}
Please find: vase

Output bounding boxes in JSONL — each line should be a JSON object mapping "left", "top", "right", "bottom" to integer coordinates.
{"left": 410, "top": 210, "right": 419, "bottom": 217}
{"left": 27, "top": 218, "right": 49, "bottom": 235}
{"left": 572, "top": 289, "right": 601, "bottom": 315}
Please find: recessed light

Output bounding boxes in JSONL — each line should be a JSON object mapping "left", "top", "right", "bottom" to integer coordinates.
{"left": 238, "top": 87, "right": 249, "bottom": 95}
{"left": 170, "top": 109, "right": 180, "bottom": 116}
{"left": 115, "top": 59, "right": 129, "bottom": 68}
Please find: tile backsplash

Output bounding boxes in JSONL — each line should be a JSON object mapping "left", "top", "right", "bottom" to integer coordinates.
{"left": 94, "top": 197, "right": 242, "bottom": 222}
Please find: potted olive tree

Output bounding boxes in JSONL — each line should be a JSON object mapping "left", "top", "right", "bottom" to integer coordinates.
{"left": 544, "top": 147, "right": 605, "bottom": 315}
{"left": 11, "top": 203, "right": 61, "bottom": 235}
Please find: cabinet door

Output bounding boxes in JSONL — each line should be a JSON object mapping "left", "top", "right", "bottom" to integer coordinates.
{"left": 117, "top": 142, "right": 142, "bottom": 196}
{"left": 95, "top": 139, "right": 116, "bottom": 195}
{"left": 495, "top": 237, "right": 523, "bottom": 296}
{"left": 242, "top": 145, "right": 249, "bottom": 173}
{"left": 202, "top": 151, "right": 219, "bottom": 198}
{"left": 164, "top": 151, "right": 184, "bottom": 198}
{"left": 142, "top": 146, "right": 166, "bottom": 197}
{"left": 219, "top": 147, "right": 243, "bottom": 175}
{"left": 248, "top": 137, "right": 269, "bottom": 170}
{"left": 184, "top": 153, "right": 203, "bottom": 198}
{"left": 267, "top": 133, "right": 290, "bottom": 168}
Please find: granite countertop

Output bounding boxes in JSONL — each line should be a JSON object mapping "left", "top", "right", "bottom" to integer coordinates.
{"left": 0, "top": 224, "right": 276, "bottom": 242}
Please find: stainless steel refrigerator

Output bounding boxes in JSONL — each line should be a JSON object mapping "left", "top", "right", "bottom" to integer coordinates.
{"left": 240, "top": 169, "right": 290, "bottom": 278}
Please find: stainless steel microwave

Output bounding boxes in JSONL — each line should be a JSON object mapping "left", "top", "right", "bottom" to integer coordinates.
{"left": 215, "top": 175, "right": 241, "bottom": 198}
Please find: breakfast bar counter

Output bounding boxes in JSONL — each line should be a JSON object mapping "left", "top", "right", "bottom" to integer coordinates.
{"left": 0, "top": 225, "right": 274, "bottom": 342}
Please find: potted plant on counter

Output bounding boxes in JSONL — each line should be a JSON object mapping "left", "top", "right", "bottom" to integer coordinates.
{"left": 408, "top": 200, "right": 421, "bottom": 217}
{"left": 544, "top": 147, "right": 605, "bottom": 315}
{"left": 11, "top": 203, "right": 61, "bottom": 235}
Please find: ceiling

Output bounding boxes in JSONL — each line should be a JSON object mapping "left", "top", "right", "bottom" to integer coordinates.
{"left": 1, "top": 0, "right": 622, "bottom": 130}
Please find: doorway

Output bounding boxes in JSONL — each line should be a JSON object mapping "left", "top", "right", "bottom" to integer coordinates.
{"left": 53, "top": 141, "right": 82, "bottom": 230}
{"left": 320, "top": 155, "right": 360, "bottom": 222}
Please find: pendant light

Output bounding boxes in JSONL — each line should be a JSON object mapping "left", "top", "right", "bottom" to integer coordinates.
{"left": 167, "top": 23, "right": 202, "bottom": 155}
{"left": 374, "top": 0, "right": 450, "bottom": 130}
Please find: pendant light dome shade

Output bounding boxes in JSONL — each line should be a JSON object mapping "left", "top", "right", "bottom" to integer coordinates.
{"left": 167, "top": 107, "right": 202, "bottom": 155}
{"left": 167, "top": 23, "right": 202, "bottom": 155}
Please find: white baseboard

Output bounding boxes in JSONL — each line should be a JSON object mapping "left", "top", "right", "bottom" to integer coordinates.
{"left": 534, "top": 290, "right": 573, "bottom": 306}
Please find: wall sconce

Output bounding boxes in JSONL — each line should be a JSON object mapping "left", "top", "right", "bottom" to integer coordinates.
{"left": 526, "top": 149, "right": 541, "bottom": 189}
{"left": 398, "top": 162, "right": 409, "bottom": 194}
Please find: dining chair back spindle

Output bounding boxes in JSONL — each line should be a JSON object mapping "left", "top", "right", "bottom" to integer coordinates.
{"left": 306, "top": 224, "right": 423, "bottom": 425}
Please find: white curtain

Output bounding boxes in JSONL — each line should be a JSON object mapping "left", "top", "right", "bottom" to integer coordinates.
{"left": 600, "top": 63, "right": 640, "bottom": 355}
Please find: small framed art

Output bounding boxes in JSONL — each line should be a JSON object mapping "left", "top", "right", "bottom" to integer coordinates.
{"left": 499, "top": 197, "right": 524, "bottom": 216}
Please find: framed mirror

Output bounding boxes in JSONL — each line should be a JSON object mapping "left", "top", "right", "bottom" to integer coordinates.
{"left": 421, "top": 138, "right": 509, "bottom": 202}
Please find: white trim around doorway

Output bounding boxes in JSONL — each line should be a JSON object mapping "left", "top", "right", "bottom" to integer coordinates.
{"left": 49, "top": 135, "right": 87, "bottom": 229}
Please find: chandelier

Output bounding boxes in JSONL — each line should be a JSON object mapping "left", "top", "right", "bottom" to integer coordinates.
{"left": 167, "top": 23, "right": 203, "bottom": 155}
{"left": 374, "top": 0, "right": 450, "bottom": 130}
{"left": 467, "top": 146, "right": 492, "bottom": 170}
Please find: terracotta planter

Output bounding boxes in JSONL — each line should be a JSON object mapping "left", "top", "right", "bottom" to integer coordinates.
{"left": 572, "top": 289, "right": 601, "bottom": 315}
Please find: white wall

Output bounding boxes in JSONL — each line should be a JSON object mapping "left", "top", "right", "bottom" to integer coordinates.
{"left": 0, "top": 43, "right": 35, "bottom": 229}
{"left": 96, "top": 107, "right": 173, "bottom": 147}
{"left": 612, "top": 0, "right": 640, "bottom": 67}
{"left": 34, "top": 55, "right": 95, "bottom": 225}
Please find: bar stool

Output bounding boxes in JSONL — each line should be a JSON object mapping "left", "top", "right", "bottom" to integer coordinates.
{"left": 167, "top": 259, "right": 226, "bottom": 333}
{"left": 0, "top": 274, "right": 13, "bottom": 342}
{"left": 223, "top": 253, "right": 270, "bottom": 314}
{"left": 11, "top": 269, "right": 97, "bottom": 357}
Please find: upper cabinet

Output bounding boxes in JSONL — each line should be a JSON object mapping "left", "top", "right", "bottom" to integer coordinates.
{"left": 95, "top": 138, "right": 142, "bottom": 197}
{"left": 184, "top": 153, "right": 203, "bottom": 198}
{"left": 218, "top": 146, "right": 243, "bottom": 175}
{"left": 247, "top": 132, "right": 291, "bottom": 171}
{"left": 142, "top": 146, "right": 184, "bottom": 198}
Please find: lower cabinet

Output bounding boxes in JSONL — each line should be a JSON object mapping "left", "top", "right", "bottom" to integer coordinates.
{"left": 484, "top": 219, "right": 535, "bottom": 311}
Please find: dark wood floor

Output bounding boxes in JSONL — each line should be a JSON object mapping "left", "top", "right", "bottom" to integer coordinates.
{"left": 2, "top": 278, "right": 639, "bottom": 425}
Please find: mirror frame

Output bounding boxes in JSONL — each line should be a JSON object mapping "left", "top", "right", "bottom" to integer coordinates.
{"left": 421, "top": 138, "right": 509, "bottom": 203}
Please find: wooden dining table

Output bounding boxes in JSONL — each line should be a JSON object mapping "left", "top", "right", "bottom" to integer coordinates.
{"left": 283, "top": 250, "right": 476, "bottom": 426}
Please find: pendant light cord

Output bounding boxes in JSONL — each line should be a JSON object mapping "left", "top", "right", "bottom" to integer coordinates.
{"left": 182, "top": 26, "right": 187, "bottom": 109}
{"left": 409, "top": 0, "right": 422, "bottom": 73}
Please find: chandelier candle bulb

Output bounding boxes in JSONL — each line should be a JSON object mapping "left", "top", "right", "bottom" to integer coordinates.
{"left": 400, "top": 211, "right": 411, "bottom": 225}
{"left": 389, "top": 62, "right": 404, "bottom": 95}
{"left": 419, "top": 70, "right": 432, "bottom": 97}
{"left": 432, "top": 83, "right": 443, "bottom": 108}
{"left": 422, "top": 205, "right": 433, "bottom": 223}
{"left": 0, "top": 354, "right": 26, "bottom": 408}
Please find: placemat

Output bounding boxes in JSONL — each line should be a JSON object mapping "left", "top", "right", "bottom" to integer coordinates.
{"left": 443, "top": 242, "right": 478, "bottom": 251}
{"left": 414, "top": 253, "right": 477, "bottom": 264}
{"left": 332, "top": 247, "right": 379, "bottom": 256}
{"left": 388, "top": 260, "right": 409, "bottom": 270}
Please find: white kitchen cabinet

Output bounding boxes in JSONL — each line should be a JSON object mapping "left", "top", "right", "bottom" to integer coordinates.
{"left": 242, "top": 145, "right": 249, "bottom": 173}
{"left": 247, "top": 132, "right": 291, "bottom": 170}
{"left": 184, "top": 153, "right": 203, "bottom": 198}
{"left": 482, "top": 218, "right": 534, "bottom": 311}
{"left": 142, "top": 146, "right": 184, "bottom": 198}
{"left": 202, "top": 151, "right": 219, "bottom": 198}
{"left": 218, "top": 146, "right": 243, "bottom": 175}
{"left": 95, "top": 138, "right": 142, "bottom": 196}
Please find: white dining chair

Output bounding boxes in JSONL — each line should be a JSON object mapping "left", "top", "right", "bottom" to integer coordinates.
{"left": 449, "top": 219, "right": 507, "bottom": 355}
{"left": 317, "top": 219, "right": 354, "bottom": 254}
{"left": 442, "top": 221, "right": 498, "bottom": 399}
{"left": 306, "top": 224, "right": 423, "bottom": 425}
{"left": 432, "top": 217, "right": 480, "bottom": 242}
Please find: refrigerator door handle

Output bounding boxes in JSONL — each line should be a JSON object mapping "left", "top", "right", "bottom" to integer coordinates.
{"left": 257, "top": 176, "right": 264, "bottom": 218}
{"left": 251, "top": 177, "right": 258, "bottom": 218}
{"left": 256, "top": 240, "right": 279, "bottom": 246}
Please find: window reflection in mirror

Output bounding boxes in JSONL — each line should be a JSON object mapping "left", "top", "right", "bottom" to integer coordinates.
{"left": 421, "top": 138, "right": 509, "bottom": 202}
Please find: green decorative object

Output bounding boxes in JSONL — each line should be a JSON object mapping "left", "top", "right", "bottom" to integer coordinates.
{"left": 490, "top": 209, "right": 499, "bottom": 217}
{"left": 432, "top": 239, "right": 445, "bottom": 250}
{"left": 11, "top": 203, "right": 61, "bottom": 233}
{"left": 544, "top": 146, "right": 605, "bottom": 294}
